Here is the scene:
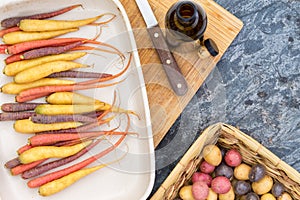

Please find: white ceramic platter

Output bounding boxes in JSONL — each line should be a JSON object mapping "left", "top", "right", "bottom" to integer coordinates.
{"left": 0, "top": 0, "right": 155, "bottom": 199}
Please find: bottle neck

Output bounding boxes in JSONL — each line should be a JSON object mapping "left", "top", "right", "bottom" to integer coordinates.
{"left": 175, "top": 1, "right": 199, "bottom": 27}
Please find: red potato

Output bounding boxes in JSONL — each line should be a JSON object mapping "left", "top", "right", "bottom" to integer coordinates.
{"left": 224, "top": 149, "right": 242, "bottom": 167}
{"left": 192, "top": 181, "right": 209, "bottom": 200}
{"left": 199, "top": 160, "right": 215, "bottom": 174}
{"left": 191, "top": 172, "right": 212, "bottom": 186}
{"left": 211, "top": 176, "right": 231, "bottom": 194}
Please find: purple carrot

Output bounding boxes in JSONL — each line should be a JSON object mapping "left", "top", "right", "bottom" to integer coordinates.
{"left": 5, "top": 157, "right": 21, "bottom": 169}
{"left": 21, "top": 41, "right": 84, "bottom": 60}
{"left": 36, "top": 121, "right": 104, "bottom": 134}
{"left": 30, "top": 114, "right": 97, "bottom": 124}
{"left": 22, "top": 139, "right": 101, "bottom": 179}
{"left": 1, "top": 103, "right": 44, "bottom": 112}
{"left": 1, "top": 4, "right": 82, "bottom": 28}
{"left": 47, "top": 70, "right": 112, "bottom": 79}
{"left": 0, "top": 112, "right": 35, "bottom": 121}
{"left": 36, "top": 116, "right": 111, "bottom": 134}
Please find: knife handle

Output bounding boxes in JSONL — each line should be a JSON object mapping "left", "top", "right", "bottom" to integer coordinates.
{"left": 147, "top": 25, "right": 188, "bottom": 96}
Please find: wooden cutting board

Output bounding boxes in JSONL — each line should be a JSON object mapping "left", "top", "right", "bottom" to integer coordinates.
{"left": 119, "top": 0, "right": 243, "bottom": 148}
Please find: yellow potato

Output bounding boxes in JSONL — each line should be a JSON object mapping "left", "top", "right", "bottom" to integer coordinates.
{"left": 206, "top": 188, "right": 217, "bottom": 200}
{"left": 179, "top": 185, "right": 195, "bottom": 200}
{"left": 277, "top": 192, "right": 293, "bottom": 200}
{"left": 219, "top": 186, "right": 235, "bottom": 200}
{"left": 261, "top": 193, "right": 276, "bottom": 200}
{"left": 252, "top": 175, "right": 273, "bottom": 195}
{"left": 234, "top": 163, "right": 252, "bottom": 180}
{"left": 202, "top": 145, "right": 222, "bottom": 166}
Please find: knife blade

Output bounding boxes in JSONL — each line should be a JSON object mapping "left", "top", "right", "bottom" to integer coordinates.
{"left": 135, "top": 0, "right": 188, "bottom": 96}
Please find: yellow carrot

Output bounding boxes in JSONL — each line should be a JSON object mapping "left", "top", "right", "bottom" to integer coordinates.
{"left": 14, "top": 119, "right": 82, "bottom": 133}
{"left": 46, "top": 92, "right": 136, "bottom": 114}
{"left": 38, "top": 151, "right": 126, "bottom": 196}
{"left": 39, "top": 163, "right": 106, "bottom": 196}
{"left": 19, "top": 141, "right": 92, "bottom": 164}
{"left": 46, "top": 92, "right": 109, "bottom": 106}
{"left": 34, "top": 104, "right": 108, "bottom": 115}
{"left": 1, "top": 78, "right": 74, "bottom": 94}
{"left": 14, "top": 61, "right": 87, "bottom": 84}
{"left": 2, "top": 28, "right": 78, "bottom": 44}
{"left": 19, "top": 14, "right": 114, "bottom": 32}
{"left": 3, "top": 52, "right": 87, "bottom": 76}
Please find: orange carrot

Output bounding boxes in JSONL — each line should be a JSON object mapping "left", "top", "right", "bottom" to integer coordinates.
{"left": 29, "top": 130, "right": 127, "bottom": 146}
{"left": 0, "top": 44, "right": 10, "bottom": 54}
{"left": 17, "top": 144, "right": 32, "bottom": 154}
{"left": 7, "top": 38, "right": 84, "bottom": 54}
{"left": 0, "top": 27, "right": 20, "bottom": 37}
{"left": 1, "top": 4, "right": 82, "bottom": 28}
{"left": 11, "top": 159, "right": 47, "bottom": 176}
{"left": 4, "top": 52, "right": 22, "bottom": 64}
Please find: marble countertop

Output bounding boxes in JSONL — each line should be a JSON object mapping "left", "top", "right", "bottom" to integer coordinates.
{"left": 150, "top": 0, "right": 300, "bottom": 197}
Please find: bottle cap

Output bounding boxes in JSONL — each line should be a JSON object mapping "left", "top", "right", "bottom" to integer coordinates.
{"left": 204, "top": 38, "right": 219, "bottom": 56}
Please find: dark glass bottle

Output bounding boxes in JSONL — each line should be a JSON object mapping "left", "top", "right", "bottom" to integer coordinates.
{"left": 165, "top": 1, "right": 208, "bottom": 47}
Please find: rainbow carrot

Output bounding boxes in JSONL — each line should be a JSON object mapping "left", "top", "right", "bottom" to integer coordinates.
{"left": 1, "top": 4, "right": 82, "bottom": 28}
{"left": 22, "top": 140, "right": 101, "bottom": 179}
{"left": 0, "top": 27, "right": 20, "bottom": 37}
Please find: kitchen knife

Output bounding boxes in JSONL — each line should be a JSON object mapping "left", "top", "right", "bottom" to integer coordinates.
{"left": 134, "top": 0, "right": 188, "bottom": 96}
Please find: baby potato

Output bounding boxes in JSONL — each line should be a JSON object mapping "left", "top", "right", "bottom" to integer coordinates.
{"left": 219, "top": 186, "right": 235, "bottom": 200}
{"left": 261, "top": 193, "right": 276, "bottom": 200}
{"left": 206, "top": 188, "right": 217, "bottom": 200}
{"left": 179, "top": 185, "right": 195, "bottom": 200}
{"left": 234, "top": 163, "right": 252, "bottom": 180}
{"left": 277, "top": 192, "right": 293, "bottom": 200}
{"left": 252, "top": 175, "right": 273, "bottom": 195}
{"left": 202, "top": 145, "right": 222, "bottom": 166}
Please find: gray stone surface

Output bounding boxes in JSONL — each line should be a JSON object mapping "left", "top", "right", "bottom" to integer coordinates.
{"left": 150, "top": 0, "right": 300, "bottom": 197}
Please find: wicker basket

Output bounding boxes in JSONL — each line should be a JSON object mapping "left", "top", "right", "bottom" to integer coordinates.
{"left": 151, "top": 123, "right": 300, "bottom": 200}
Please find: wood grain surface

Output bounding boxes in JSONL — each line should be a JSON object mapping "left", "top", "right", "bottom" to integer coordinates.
{"left": 119, "top": 0, "right": 243, "bottom": 147}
